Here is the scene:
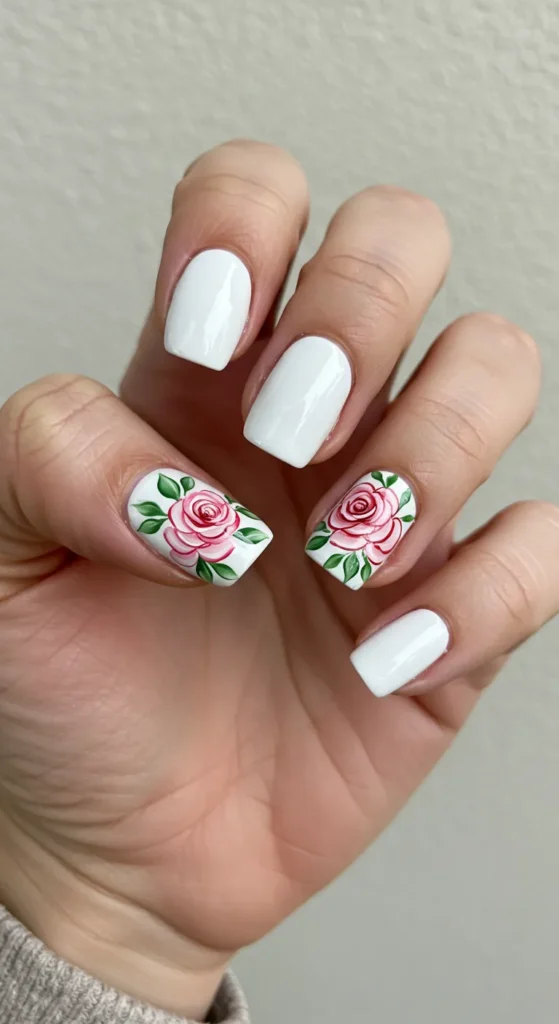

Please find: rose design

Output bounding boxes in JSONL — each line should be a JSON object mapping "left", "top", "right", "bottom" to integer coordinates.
{"left": 328, "top": 481, "right": 403, "bottom": 565}
{"left": 163, "top": 489, "right": 240, "bottom": 566}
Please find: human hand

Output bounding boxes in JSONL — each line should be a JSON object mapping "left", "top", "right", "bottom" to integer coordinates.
{"left": 0, "top": 141, "right": 557, "bottom": 1017}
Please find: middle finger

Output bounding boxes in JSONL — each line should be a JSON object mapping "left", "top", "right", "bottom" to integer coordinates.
{"left": 243, "top": 185, "right": 451, "bottom": 468}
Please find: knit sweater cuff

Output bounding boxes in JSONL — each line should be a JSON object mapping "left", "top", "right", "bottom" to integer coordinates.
{"left": 0, "top": 906, "right": 249, "bottom": 1024}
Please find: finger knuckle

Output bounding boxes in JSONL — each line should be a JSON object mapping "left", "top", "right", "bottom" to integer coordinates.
{"left": 507, "top": 500, "right": 559, "bottom": 543}
{"left": 475, "top": 548, "right": 537, "bottom": 631}
{"left": 459, "top": 313, "right": 540, "bottom": 369}
{"left": 318, "top": 251, "right": 412, "bottom": 324}
{"left": 367, "top": 184, "right": 442, "bottom": 216}
{"left": 176, "top": 141, "right": 308, "bottom": 218}
{"left": 223, "top": 139, "right": 307, "bottom": 189}
{"left": 1, "top": 375, "right": 111, "bottom": 472}
{"left": 344, "top": 185, "right": 450, "bottom": 239}
{"left": 350, "top": 183, "right": 433, "bottom": 213}
{"left": 178, "top": 171, "right": 292, "bottom": 224}
{"left": 412, "top": 395, "right": 488, "bottom": 473}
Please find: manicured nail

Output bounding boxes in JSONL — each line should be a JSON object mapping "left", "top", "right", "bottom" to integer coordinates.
{"left": 164, "top": 249, "right": 251, "bottom": 370}
{"left": 350, "top": 609, "right": 450, "bottom": 697}
{"left": 243, "top": 336, "right": 352, "bottom": 468}
{"left": 306, "top": 471, "right": 416, "bottom": 589}
{"left": 127, "top": 468, "right": 272, "bottom": 585}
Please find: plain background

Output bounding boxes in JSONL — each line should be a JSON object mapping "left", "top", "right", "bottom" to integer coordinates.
{"left": 1, "top": 1, "right": 558, "bottom": 1020}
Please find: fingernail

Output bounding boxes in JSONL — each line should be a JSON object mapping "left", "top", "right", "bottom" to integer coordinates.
{"left": 164, "top": 250, "right": 251, "bottom": 370}
{"left": 306, "top": 471, "right": 416, "bottom": 589}
{"left": 243, "top": 336, "right": 352, "bottom": 467}
{"left": 127, "top": 469, "right": 272, "bottom": 585}
{"left": 350, "top": 609, "right": 450, "bottom": 697}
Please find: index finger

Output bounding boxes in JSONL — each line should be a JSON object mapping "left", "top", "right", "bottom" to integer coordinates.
{"left": 156, "top": 140, "right": 309, "bottom": 370}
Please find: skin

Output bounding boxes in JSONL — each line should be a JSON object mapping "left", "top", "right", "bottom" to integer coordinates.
{"left": 0, "top": 141, "right": 558, "bottom": 1018}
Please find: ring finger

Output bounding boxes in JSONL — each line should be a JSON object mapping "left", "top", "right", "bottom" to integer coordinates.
{"left": 305, "top": 312, "right": 541, "bottom": 590}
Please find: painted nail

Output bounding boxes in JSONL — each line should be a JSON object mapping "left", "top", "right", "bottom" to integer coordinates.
{"left": 243, "top": 336, "right": 352, "bottom": 468}
{"left": 306, "top": 471, "right": 416, "bottom": 589}
{"left": 164, "top": 249, "right": 251, "bottom": 370}
{"left": 350, "top": 609, "right": 450, "bottom": 697}
{"left": 127, "top": 468, "right": 272, "bottom": 585}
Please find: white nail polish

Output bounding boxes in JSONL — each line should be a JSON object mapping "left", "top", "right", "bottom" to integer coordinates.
{"left": 243, "top": 336, "right": 352, "bottom": 468}
{"left": 164, "top": 249, "right": 251, "bottom": 370}
{"left": 350, "top": 609, "right": 450, "bottom": 697}
{"left": 128, "top": 468, "right": 272, "bottom": 585}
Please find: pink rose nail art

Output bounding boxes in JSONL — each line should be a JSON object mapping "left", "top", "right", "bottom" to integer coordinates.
{"left": 306, "top": 471, "right": 416, "bottom": 589}
{"left": 128, "top": 469, "right": 272, "bottom": 585}
{"left": 164, "top": 489, "right": 240, "bottom": 567}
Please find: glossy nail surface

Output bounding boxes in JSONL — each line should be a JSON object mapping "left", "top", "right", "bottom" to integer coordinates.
{"left": 350, "top": 609, "right": 450, "bottom": 697}
{"left": 243, "top": 336, "right": 352, "bottom": 468}
{"left": 164, "top": 249, "right": 251, "bottom": 370}
{"left": 128, "top": 468, "right": 272, "bottom": 585}
{"left": 306, "top": 470, "right": 416, "bottom": 589}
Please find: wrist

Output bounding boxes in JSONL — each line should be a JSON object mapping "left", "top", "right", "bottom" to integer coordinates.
{"left": 0, "top": 812, "right": 230, "bottom": 1019}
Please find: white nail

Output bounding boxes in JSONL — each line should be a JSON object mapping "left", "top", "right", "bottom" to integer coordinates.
{"left": 243, "top": 336, "right": 352, "bottom": 467}
{"left": 164, "top": 249, "right": 251, "bottom": 370}
{"left": 350, "top": 609, "right": 450, "bottom": 697}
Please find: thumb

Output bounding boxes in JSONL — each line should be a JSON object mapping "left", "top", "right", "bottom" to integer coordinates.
{"left": 0, "top": 374, "right": 272, "bottom": 599}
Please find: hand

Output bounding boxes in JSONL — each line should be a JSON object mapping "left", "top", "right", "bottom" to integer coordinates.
{"left": 0, "top": 141, "right": 557, "bottom": 1017}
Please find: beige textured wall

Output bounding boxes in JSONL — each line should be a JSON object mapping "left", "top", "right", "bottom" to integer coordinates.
{"left": 1, "top": 1, "right": 558, "bottom": 1020}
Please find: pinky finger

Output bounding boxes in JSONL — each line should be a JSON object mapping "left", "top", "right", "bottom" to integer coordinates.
{"left": 350, "top": 501, "right": 559, "bottom": 697}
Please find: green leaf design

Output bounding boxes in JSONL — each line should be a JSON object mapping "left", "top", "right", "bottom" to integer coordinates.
{"left": 234, "top": 527, "right": 268, "bottom": 545}
{"left": 157, "top": 474, "right": 181, "bottom": 500}
{"left": 180, "top": 476, "right": 195, "bottom": 494}
{"left": 196, "top": 557, "right": 213, "bottom": 583}
{"left": 386, "top": 473, "right": 398, "bottom": 488}
{"left": 306, "top": 534, "right": 329, "bottom": 551}
{"left": 398, "top": 488, "right": 412, "bottom": 510}
{"left": 234, "top": 505, "right": 260, "bottom": 520}
{"left": 137, "top": 518, "right": 165, "bottom": 534}
{"left": 224, "top": 495, "right": 235, "bottom": 503}
{"left": 212, "top": 563, "right": 238, "bottom": 580}
{"left": 400, "top": 514, "right": 415, "bottom": 523}
{"left": 361, "top": 555, "right": 372, "bottom": 583}
{"left": 323, "top": 553, "right": 344, "bottom": 570}
{"left": 314, "top": 520, "right": 329, "bottom": 532}
{"left": 133, "top": 501, "right": 165, "bottom": 517}
{"left": 371, "top": 471, "right": 385, "bottom": 485}
{"left": 343, "top": 552, "right": 360, "bottom": 583}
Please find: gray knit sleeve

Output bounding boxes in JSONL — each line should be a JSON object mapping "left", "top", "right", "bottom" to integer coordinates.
{"left": 0, "top": 907, "right": 249, "bottom": 1024}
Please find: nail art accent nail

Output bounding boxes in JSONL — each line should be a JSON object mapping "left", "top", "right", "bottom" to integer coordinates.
{"left": 305, "top": 471, "right": 416, "bottom": 589}
{"left": 243, "top": 336, "right": 352, "bottom": 468}
{"left": 128, "top": 469, "right": 272, "bottom": 585}
{"left": 164, "top": 249, "right": 251, "bottom": 370}
{"left": 350, "top": 609, "right": 450, "bottom": 697}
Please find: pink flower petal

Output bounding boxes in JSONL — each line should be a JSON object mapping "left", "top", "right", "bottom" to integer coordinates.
{"left": 329, "top": 482, "right": 378, "bottom": 528}
{"left": 194, "top": 522, "right": 237, "bottom": 540}
{"left": 364, "top": 489, "right": 394, "bottom": 527}
{"left": 365, "top": 518, "right": 396, "bottom": 544}
{"left": 329, "top": 529, "right": 367, "bottom": 551}
{"left": 375, "top": 517, "right": 403, "bottom": 553}
{"left": 163, "top": 527, "right": 202, "bottom": 555}
{"left": 200, "top": 539, "right": 236, "bottom": 563}
{"left": 336, "top": 521, "right": 374, "bottom": 536}
{"left": 365, "top": 518, "right": 403, "bottom": 561}
{"left": 383, "top": 486, "right": 400, "bottom": 515}
{"left": 364, "top": 545, "right": 385, "bottom": 565}
{"left": 168, "top": 500, "right": 187, "bottom": 531}
{"left": 169, "top": 549, "right": 198, "bottom": 568}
